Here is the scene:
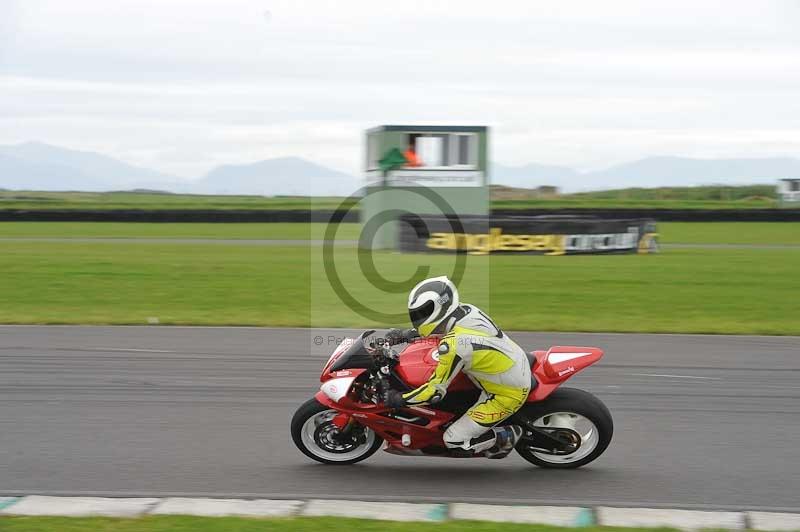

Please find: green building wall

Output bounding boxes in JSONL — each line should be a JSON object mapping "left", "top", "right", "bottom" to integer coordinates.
{"left": 361, "top": 125, "right": 490, "bottom": 249}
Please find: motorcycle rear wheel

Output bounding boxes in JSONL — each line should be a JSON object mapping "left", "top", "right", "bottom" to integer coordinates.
{"left": 513, "top": 387, "right": 613, "bottom": 469}
{"left": 291, "top": 398, "right": 383, "bottom": 465}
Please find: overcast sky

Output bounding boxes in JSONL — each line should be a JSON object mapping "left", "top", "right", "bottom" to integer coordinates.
{"left": 2, "top": 0, "right": 800, "bottom": 178}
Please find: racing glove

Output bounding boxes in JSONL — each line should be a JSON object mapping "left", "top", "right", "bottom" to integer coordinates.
{"left": 384, "top": 328, "right": 420, "bottom": 346}
{"left": 383, "top": 389, "right": 407, "bottom": 409}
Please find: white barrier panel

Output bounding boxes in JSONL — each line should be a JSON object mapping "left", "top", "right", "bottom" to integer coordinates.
{"left": 151, "top": 497, "right": 301, "bottom": 517}
{"left": 597, "top": 506, "right": 744, "bottom": 531}
{"left": 302, "top": 499, "right": 447, "bottom": 522}
{"left": 451, "top": 503, "right": 592, "bottom": 526}
{"left": 1, "top": 496, "right": 159, "bottom": 517}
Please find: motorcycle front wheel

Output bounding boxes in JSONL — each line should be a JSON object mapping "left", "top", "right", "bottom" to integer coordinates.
{"left": 290, "top": 398, "right": 383, "bottom": 465}
{"left": 513, "top": 387, "right": 613, "bottom": 469}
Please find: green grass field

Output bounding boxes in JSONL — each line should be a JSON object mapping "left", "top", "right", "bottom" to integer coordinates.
{"left": 0, "top": 191, "right": 354, "bottom": 210}
{"left": 0, "top": 222, "right": 363, "bottom": 240}
{"left": 0, "top": 516, "right": 672, "bottom": 532}
{"left": 491, "top": 198, "right": 778, "bottom": 209}
{"left": 0, "top": 187, "right": 784, "bottom": 210}
{"left": 1, "top": 221, "right": 798, "bottom": 333}
{"left": 658, "top": 222, "right": 800, "bottom": 245}
{"left": 493, "top": 184, "right": 778, "bottom": 209}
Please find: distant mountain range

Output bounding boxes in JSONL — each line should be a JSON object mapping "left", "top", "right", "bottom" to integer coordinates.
{"left": 0, "top": 142, "right": 176, "bottom": 192}
{"left": 579, "top": 156, "right": 800, "bottom": 191}
{"left": 0, "top": 142, "right": 358, "bottom": 196}
{"left": 492, "top": 157, "right": 800, "bottom": 191}
{"left": 193, "top": 157, "right": 358, "bottom": 196}
{"left": 492, "top": 162, "right": 580, "bottom": 186}
{"left": 1, "top": 141, "right": 799, "bottom": 195}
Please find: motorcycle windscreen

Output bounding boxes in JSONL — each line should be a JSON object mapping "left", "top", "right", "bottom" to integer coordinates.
{"left": 329, "top": 333, "right": 376, "bottom": 372}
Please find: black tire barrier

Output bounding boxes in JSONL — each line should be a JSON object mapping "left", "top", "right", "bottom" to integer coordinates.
{"left": 398, "top": 214, "right": 658, "bottom": 255}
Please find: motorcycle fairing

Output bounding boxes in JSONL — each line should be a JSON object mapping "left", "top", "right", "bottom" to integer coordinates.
{"left": 528, "top": 346, "right": 604, "bottom": 402}
{"left": 322, "top": 332, "right": 376, "bottom": 377}
{"left": 315, "top": 390, "right": 459, "bottom": 451}
{"left": 393, "top": 339, "right": 474, "bottom": 391}
{"left": 315, "top": 338, "right": 603, "bottom": 453}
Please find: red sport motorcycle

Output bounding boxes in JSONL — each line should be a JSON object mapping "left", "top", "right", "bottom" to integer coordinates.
{"left": 291, "top": 331, "right": 613, "bottom": 468}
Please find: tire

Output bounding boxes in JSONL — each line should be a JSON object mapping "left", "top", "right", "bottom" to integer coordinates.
{"left": 513, "top": 387, "right": 613, "bottom": 469}
{"left": 290, "top": 398, "right": 383, "bottom": 465}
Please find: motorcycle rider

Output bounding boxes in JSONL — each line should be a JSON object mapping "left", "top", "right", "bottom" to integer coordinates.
{"left": 383, "top": 275, "right": 531, "bottom": 458}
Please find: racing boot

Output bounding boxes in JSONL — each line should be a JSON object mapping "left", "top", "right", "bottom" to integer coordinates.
{"left": 484, "top": 425, "right": 523, "bottom": 459}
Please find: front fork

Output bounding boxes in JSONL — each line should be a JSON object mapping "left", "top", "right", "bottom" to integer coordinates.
{"left": 331, "top": 413, "right": 352, "bottom": 432}
{"left": 330, "top": 413, "right": 369, "bottom": 445}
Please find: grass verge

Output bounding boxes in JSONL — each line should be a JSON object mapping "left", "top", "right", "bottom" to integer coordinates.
{"left": 656, "top": 222, "right": 800, "bottom": 246}
{"left": 1, "top": 239, "right": 798, "bottom": 334}
{"left": 0, "top": 515, "right": 673, "bottom": 532}
{"left": 0, "top": 189, "right": 783, "bottom": 210}
{"left": 492, "top": 198, "right": 778, "bottom": 209}
{"left": 0, "top": 191, "right": 353, "bottom": 210}
{"left": 0, "top": 222, "right": 362, "bottom": 240}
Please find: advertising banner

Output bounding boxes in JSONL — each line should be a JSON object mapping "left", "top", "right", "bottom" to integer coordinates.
{"left": 398, "top": 215, "right": 658, "bottom": 255}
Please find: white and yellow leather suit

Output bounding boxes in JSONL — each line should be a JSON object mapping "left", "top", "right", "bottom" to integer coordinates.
{"left": 403, "top": 302, "right": 531, "bottom": 452}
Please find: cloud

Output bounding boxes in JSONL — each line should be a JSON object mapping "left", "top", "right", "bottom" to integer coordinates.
{"left": 1, "top": 0, "right": 799, "bottom": 178}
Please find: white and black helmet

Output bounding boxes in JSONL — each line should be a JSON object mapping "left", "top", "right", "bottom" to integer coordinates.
{"left": 407, "top": 275, "right": 460, "bottom": 337}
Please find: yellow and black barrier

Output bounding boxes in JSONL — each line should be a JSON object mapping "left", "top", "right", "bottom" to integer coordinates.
{"left": 398, "top": 215, "right": 658, "bottom": 255}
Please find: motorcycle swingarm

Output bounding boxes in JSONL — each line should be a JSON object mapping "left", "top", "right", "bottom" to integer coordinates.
{"left": 519, "top": 426, "right": 582, "bottom": 455}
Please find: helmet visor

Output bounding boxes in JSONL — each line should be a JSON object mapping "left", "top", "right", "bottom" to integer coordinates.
{"left": 409, "top": 300, "right": 435, "bottom": 329}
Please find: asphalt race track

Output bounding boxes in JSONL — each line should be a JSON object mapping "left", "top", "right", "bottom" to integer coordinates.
{"left": 1, "top": 326, "right": 799, "bottom": 511}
